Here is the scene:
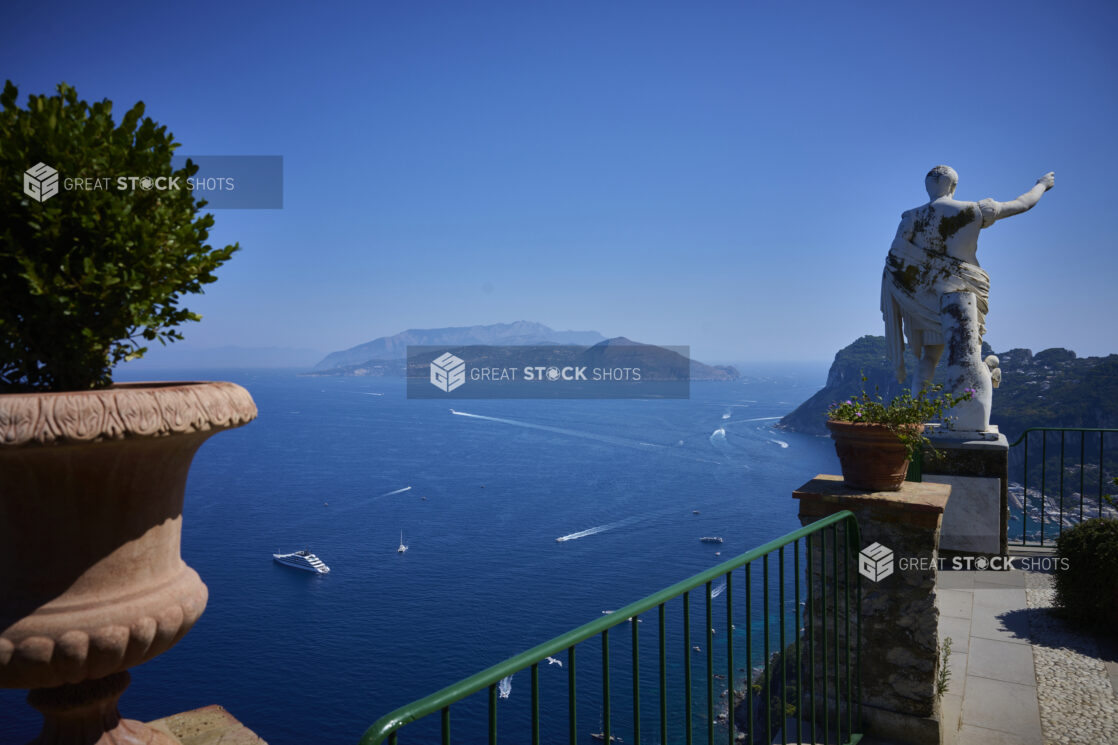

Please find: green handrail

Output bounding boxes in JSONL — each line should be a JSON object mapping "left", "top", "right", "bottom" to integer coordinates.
{"left": 1008, "top": 427, "right": 1116, "bottom": 545}
{"left": 359, "top": 511, "right": 863, "bottom": 745}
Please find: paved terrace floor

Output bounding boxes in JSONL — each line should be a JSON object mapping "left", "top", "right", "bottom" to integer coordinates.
{"left": 932, "top": 548, "right": 1118, "bottom": 745}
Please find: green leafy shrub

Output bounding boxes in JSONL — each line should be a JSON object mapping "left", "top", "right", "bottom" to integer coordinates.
{"left": 0, "top": 81, "right": 238, "bottom": 391}
{"left": 1053, "top": 517, "right": 1118, "bottom": 631}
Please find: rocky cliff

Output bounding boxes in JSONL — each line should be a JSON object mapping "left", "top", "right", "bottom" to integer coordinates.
{"left": 779, "top": 336, "right": 1118, "bottom": 443}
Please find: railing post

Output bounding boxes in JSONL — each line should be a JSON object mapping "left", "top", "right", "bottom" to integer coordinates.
{"left": 794, "top": 474, "right": 950, "bottom": 745}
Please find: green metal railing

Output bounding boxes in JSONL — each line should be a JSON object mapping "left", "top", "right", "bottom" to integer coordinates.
{"left": 1010, "top": 427, "right": 1117, "bottom": 545}
{"left": 360, "top": 512, "right": 863, "bottom": 745}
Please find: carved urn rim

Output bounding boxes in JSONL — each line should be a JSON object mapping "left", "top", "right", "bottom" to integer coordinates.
{"left": 825, "top": 419, "right": 925, "bottom": 437}
{"left": 0, "top": 380, "right": 258, "bottom": 447}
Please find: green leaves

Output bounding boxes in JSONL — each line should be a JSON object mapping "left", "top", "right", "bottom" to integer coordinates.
{"left": 0, "top": 81, "right": 240, "bottom": 391}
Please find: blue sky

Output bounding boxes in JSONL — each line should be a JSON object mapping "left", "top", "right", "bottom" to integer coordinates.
{"left": 4, "top": 0, "right": 1116, "bottom": 364}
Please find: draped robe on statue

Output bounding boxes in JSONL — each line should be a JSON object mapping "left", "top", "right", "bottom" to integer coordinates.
{"left": 880, "top": 236, "right": 990, "bottom": 384}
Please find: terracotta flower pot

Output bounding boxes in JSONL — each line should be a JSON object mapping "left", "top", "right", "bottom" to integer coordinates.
{"left": 826, "top": 420, "right": 923, "bottom": 492}
{"left": 0, "top": 381, "right": 256, "bottom": 745}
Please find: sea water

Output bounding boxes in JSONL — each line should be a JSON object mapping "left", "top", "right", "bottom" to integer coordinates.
{"left": 0, "top": 368, "right": 839, "bottom": 744}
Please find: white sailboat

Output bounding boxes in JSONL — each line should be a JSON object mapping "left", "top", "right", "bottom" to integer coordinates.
{"left": 397, "top": 531, "right": 408, "bottom": 553}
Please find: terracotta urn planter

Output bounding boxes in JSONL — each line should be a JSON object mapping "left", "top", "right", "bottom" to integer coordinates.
{"left": 0, "top": 381, "right": 256, "bottom": 745}
{"left": 826, "top": 420, "right": 923, "bottom": 492}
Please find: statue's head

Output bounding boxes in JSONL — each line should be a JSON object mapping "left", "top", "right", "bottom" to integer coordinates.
{"left": 925, "top": 165, "right": 958, "bottom": 199}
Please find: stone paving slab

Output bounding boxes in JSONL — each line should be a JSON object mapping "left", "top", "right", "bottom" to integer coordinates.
{"left": 936, "top": 588, "right": 973, "bottom": 619}
{"left": 936, "top": 565, "right": 1118, "bottom": 745}
{"left": 938, "top": 614, "right": 972, "bottom": 654}
{"left": 968, "top": 602, "right": 1030, "bottom": 646}
{"left": 956, "top": 723, "right": 1042, "bottom": 745}
{"left": 960, "top": 675, "right": 1042, "bottom": 740}
{"left": 967, "top": 636, "right": 1035, "bottom": 686}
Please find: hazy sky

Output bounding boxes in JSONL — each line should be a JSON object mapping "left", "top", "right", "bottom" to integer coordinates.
{"left": 4, "top": 1, "right": 1116, "bottom": 364}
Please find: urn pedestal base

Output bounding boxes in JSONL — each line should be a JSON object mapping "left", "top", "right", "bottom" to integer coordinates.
{"left": 27, "top": 671, "right": 177, "bottom": 745}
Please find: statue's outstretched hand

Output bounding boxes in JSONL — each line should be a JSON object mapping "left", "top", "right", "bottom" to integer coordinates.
{"left": 1037, "top": 172, "right": 1055, "bottom": 191}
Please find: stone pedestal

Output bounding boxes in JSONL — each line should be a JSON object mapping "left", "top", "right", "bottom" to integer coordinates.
{"left": 148, "top": 705, "right": 268, "bottom": 745}
{"left": 922, "top": 432, "right": 1009, "bottom": 556}
{"left": 793, "top": 475, "right": 950, "bottom": 745}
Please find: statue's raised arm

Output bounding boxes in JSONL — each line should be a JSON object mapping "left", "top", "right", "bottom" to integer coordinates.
{"left": 981, "top": 172, "right": 1055, "bottom": 225}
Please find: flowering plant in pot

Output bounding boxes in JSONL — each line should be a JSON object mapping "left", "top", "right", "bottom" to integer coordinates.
{"left": 826, "top": 378, "right": 973, "bottom": 491}
{"left": 0, "top": 81, "right": 256, "bottom": 744}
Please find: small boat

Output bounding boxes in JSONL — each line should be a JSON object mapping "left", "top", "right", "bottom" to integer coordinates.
{"left": 273, "top": 550, "right": 330, "bottom": 574}
{"left": 700, "top": 536, "right": 724, "bottom": 544}
{"left": 692, "top": 510, "right": 700, "bottom": 514}
{"left": 590, "top": 734, "right": 623, "bottom": 743}
{"left": 397, "top": 531, "right": 408, "bottom": 554}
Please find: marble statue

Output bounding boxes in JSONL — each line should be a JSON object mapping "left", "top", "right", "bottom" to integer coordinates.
{"left": 881, "top": 166, "right": 1054, "bottom": 432}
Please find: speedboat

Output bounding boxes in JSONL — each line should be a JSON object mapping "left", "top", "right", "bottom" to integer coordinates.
{"left": 397, "top": 531, "right": 408, "bottom": 554}
{"left": 273, "top": 550, "right": 330, "bottom": 574}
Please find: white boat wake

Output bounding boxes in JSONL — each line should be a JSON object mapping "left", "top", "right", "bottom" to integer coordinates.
{"left": 380, "top": 486, "right": 412, "bottom": 497}
{"left": 710, "top": 427, "right": 727, "bottom": 440}
{"left": 449, "top": 410, "right": 733, "bottom": 468}
{"left": 556, "top": 515, "right": 643, "bottom": 542}
{"left": 768, "top": 439, "right": 789, "bottom": 449}
{"left": 360, "top": 392, "right": 384, "bottom": 397}
{"left": 498, "top": 675, "right": 512, "bottom": 699}
{"left": 711, "top": 581, "right": 727, "bottom": 599}
{"left": 450, "top": 409, "right": 658, "bottom": 450}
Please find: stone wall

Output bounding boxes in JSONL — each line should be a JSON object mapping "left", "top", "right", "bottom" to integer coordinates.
{"left": 793, "top": 474, "right": 950, "bottom": 745}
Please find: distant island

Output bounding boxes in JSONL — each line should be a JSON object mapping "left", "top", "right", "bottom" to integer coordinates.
{"left": 305, "top": 322, "right": 739, "bottom": 382}
{"left": 779, "top": 335, "right": 1118, "bottom": 443}
{"left": 312, "top": 321, "right": 607, "bottom": 370}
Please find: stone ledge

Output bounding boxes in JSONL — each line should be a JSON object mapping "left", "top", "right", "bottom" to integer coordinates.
{"left": 148, "top": 705, "right": 268, "bottom": 745}
{"left": 794, "top": 474, "right": 950, "bottom": 529}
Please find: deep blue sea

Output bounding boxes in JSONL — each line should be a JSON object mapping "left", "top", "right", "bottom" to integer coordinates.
{"left": 1, "top": 367, "right": 841, "bottom": 745}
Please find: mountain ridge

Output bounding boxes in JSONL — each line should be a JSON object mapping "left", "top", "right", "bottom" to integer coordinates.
{"left": 314, "top": 321, "right": 607, "bottom": 370}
